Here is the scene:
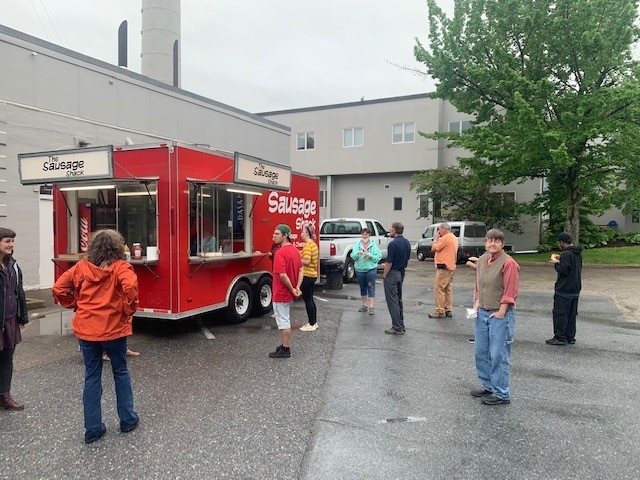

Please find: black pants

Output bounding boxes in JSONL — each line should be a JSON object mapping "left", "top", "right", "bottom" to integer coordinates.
{"left": 301, "top": 276, "right": 317, "bottom": 325}
{"left": 0, "top": 347, "right": 15, "bottom": 393}
{"left": 553, "top": 293, "right": 579, "bottom": 342}
{"left": 384, "top": 269, "right": 405, "bottom": 331}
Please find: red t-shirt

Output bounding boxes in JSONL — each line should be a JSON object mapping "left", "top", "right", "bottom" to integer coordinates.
{"left": 272, "top": 243, "right": 303, "bottom": 303}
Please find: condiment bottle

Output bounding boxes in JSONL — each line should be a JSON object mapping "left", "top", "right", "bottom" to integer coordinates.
{"left": 132, "top": 243, "right": 143, "bottom": 259}
{"left": 123, "top": 244, "right": 131, "bottom": 261}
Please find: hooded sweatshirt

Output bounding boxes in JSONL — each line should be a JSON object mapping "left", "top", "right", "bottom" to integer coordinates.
{"left": 554, "top": 245, "right": 583, "bottom": 297}
{"left": 53, "top": 259, "right": 138, "bottom": 341}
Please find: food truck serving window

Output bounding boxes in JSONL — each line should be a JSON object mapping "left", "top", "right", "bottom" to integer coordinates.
{"left": 188, "top": 182, "right": 245, "bottom": 256}
{"left": 58, "top": 181, "right": 158, "bottom": 255}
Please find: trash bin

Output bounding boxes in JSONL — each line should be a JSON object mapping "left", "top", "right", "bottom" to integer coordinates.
{"left": 326, "top": 271, "right": 344, "bottom": 290}
{"left": 322, "top": 261, "right": 344, "bottom": 290}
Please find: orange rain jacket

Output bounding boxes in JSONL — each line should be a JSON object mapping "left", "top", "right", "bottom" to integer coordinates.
{"left": 52, "top": 259, "right": 138, "bottom": 341}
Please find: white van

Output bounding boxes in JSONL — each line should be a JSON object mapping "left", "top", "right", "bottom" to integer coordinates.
{"left": 415, "top": 221, "right": 487, "bottom": 262}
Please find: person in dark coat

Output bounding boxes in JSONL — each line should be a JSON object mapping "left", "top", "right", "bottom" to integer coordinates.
{"left": 0, "top": 227, "right": 29, "bottom": 410}
{"left": 546, "top": 232, "right": 583, "bottom": 346}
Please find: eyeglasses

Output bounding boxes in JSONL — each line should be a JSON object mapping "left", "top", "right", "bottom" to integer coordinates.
{"left": 362, "top": 232, "right": 370, "bottom": 235}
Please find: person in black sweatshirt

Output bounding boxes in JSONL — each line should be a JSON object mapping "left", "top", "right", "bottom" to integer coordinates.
{"left": 546, "top": 232, "right": 583, "bottom": 346}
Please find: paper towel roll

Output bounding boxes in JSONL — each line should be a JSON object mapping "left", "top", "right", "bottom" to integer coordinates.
{"left": 146, "top": 246, "right": 159, "bottom": 261}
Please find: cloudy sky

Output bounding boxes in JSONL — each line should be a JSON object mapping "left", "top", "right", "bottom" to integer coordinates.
{"left": 1, "top": 0, "right": 450, "bottom": 113}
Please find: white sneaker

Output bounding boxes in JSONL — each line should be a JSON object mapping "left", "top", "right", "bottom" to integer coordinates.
{"left": 299, "top": 323, "right": 319, "bottom": 332}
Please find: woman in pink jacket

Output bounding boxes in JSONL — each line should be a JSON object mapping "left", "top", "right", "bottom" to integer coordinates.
{"left": 53, "top": 229, "right": 139, "bottom": 444}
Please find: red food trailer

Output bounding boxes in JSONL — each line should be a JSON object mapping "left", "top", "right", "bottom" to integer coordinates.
{"left": 18, "top": 143, "right": 319, "bottom": 323}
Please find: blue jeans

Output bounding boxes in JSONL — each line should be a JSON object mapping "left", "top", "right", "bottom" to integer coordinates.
{"left": 474, "top": 307, "right": 515, "bottom": 400}
{"left": 356, "top": 268, "right": 377, "bottom": 298}
{"left": 78, "top": 337, "right": 139, "bottom": 439}
{"left": 383, "top": 269, "right": 405, "bottom": 331}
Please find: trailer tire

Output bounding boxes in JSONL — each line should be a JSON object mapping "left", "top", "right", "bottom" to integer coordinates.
{"left": 252, "top": 275, "right": 273, "bottom": 316}
{"left": 225, "top": 280, "right": 253, "bottom": 324}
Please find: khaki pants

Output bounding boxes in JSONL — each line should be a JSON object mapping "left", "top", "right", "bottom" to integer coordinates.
{"left": 434, "top": 268, "right": 454, "bottom": 314}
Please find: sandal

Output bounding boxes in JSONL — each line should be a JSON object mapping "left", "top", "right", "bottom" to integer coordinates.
{"left": 126, "top": 349, "right": 140, "bottom": 357}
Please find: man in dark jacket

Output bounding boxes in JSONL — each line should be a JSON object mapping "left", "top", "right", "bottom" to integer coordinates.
{"left": 546, "top": 232, "right": 583, "bottom": 346}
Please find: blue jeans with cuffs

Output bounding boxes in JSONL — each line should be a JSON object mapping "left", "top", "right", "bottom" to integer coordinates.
{"left": 474, "top": 307, "right": 515, "bottom": 400}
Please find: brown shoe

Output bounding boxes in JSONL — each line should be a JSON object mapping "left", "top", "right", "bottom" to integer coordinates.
{"left": 0, "top": 393, "right": 24, "bottom": 410}
{"left": 126, "top": 349, "right": 140, "bottom": 357}
{"left": 428, "top": 313, "right": 445, "bottom": 319}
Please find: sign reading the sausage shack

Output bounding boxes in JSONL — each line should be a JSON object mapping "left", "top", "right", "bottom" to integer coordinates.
{"left": 234, "top": 152, "right": 291, "bottom": 191}
{"left": 18, "top": 146, "right": 114, "bottom": 185}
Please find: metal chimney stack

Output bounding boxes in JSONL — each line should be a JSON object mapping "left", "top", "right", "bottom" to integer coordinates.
{"left": 141, "top": 0, "right": 181, "bottom": 87}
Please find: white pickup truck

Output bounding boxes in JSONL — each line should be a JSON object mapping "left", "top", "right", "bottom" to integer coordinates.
{"left": 319, "top": 218, "right": 391, "bottom": 283}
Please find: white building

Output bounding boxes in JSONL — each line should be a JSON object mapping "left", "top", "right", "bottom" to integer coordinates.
{"left": 260, "top": 95, "right": 544, "bottom": 249}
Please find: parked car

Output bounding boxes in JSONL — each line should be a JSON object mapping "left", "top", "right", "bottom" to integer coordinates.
{"left": 415, "top": 221, "right": 487, "bottom": 263}
{"left": 319, "top": 218, "right": 390, "bottom": 283}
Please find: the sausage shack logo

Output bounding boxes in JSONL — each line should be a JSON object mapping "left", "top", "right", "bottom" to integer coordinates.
{"left": 267, "top": 191, "right": 317, "bottom": 231}
{"left": 253, "top": 163, "right": 279, "bottom": 185}
{"left": 42, "top": 155, "right": 85, "bottom": 177}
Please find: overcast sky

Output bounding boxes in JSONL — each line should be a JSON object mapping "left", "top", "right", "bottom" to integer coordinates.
{"left": 1, "top": 0, "right": 452, "bottom": 113}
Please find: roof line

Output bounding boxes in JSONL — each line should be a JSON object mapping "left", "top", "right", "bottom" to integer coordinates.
{"left": 0, "top": 23, "right": 289, "bottom": 132}
{"left": 256, "top": 93, "right": 431, "bottom": 116}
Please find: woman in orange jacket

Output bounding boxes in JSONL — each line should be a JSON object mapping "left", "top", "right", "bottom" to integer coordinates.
{"left": 53, "top": 229, "right": 140, "bottom": 444}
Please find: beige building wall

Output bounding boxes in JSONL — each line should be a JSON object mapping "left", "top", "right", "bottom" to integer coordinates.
{"left": 262, "top": 95, "right": 545, "bottom": 249}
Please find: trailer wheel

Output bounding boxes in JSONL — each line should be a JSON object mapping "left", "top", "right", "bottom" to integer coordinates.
{"left": 226, "top": 280, "right": 253, "bottom": 324}
{"left": 343, "top": 257, "right": 356, "bottom": 283}
{"left": 252, "top": 275, "right": 273, "bottom": 316}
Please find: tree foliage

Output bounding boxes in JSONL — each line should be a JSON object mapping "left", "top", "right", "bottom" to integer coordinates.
{"left": 414, "top": 0, "right": 640, "bottom": 244}
{"left": 410, "top": 167, "right": 524, "bottom": 232}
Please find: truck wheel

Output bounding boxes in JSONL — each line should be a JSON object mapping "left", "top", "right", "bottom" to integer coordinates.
{"left": 343, "top": 257, "right": 356, "bottom": 283}
{"left": 417, "top": 249, "right": 426, "bottom": 261}
{"left": 252, "top": 275, "right": 272, "bottom": 316}
{"left": 225, "top": 280, "right": 253, "bottom": 324}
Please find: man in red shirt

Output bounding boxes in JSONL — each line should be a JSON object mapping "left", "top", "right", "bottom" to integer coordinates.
{"left": 269, "top": 224, "right": 303, "bottom": 358}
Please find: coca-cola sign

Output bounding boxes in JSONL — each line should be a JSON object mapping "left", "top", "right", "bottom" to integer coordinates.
{"left": 78, "top": 204, "right": 91, "bottom": 253}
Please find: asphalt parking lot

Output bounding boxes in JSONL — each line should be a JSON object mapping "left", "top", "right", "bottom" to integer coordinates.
{"left": 3, "top": 260, "right": 640, "bottom": 479}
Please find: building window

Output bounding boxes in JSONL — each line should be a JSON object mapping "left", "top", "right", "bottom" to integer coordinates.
{"left": 448, "top": 120, "right": 473, "bottom": 133}
{"left": 498, "top": 192, "right": 516, "bottom": 204}
{"left": 419, "top": 195, "right": 429, "bottom": 217}
{"left": 393, "top": 197, "right": 402, "bottom": 211}
{"left": 433, "top": 196, "right": 442, "bottom": 219}
{"left": 357, "top": 198, "right": 365, "bottom": 211}
{"left": 319, "top": 190, "right": 327, "bottom": 208}
{"left": 392, "top": 122, "right": 415, "bottom": 143}
{"left": 343, "top": 127, "right": 364, "bottom": 148}
{"left": 297, "top": 132, "right": 315, "bottom": 150}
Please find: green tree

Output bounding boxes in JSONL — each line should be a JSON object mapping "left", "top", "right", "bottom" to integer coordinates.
{"left": 410, "top": 167, "right": 523, "bottom": 232}
{"left": 414, "top": 0, "right": 640, "bottom": 244}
